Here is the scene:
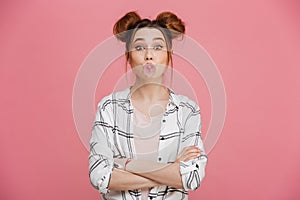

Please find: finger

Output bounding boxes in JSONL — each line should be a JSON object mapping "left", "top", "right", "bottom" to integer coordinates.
{"left": 186, "top": 151, "right": 202, "bottom": 157}
{"left": 177, "top": 146, "right": 201, "bottom": 160}
{"left": 183, "top": 153, "right": 201, "bottom": 162}
{"left": 183, "top": 146, "right": 200, "bottom": 151}
{"left": 184, "top": 152, "right": 201, "bottom": 158}
{"left": 180, "top": 147, "right": 200, "bottom": 156}
{"left": 182, "top": 148, "right": 201, "bottom": 155}
{"left": 183, "top": 157, "right": 198, "bottom": 162}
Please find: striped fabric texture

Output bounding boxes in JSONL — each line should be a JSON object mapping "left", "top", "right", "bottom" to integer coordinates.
{"left": 89, "top": 86, "right": 208, "bottom": 200}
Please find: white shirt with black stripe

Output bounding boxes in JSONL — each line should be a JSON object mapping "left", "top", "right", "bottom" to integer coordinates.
{"left": 89, "top": 86, "right": 208, "bottom": 200}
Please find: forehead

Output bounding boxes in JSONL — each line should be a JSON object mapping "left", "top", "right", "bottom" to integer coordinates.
{"left": 132, "top": 28, "right": 165, "bottom": 42}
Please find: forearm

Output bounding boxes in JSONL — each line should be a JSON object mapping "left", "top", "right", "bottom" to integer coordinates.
{"left": 126, "top": 161, "right": 183, "bottom": 189}
{"left": 108, "top": 168, "right": 160, "bottom": 191}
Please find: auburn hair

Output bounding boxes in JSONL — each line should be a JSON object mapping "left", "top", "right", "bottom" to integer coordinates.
{"left": 113, "top": 11, "right": 185, "bottom": 87}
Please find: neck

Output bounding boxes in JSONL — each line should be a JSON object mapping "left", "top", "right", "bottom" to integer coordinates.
{"left": 130, "top": 80, "right": 169, "bottom": 102}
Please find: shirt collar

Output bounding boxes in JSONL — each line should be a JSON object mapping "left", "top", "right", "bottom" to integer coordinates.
{"left": 167, "top": 87, "right": 180, "bottom": 108}
{"left": 125, "top": 86, "right": 180, "bottom": 108}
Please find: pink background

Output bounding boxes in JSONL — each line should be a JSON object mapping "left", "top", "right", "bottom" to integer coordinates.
{"left": 1, "top": 0, "right": 300, "bottom": 199}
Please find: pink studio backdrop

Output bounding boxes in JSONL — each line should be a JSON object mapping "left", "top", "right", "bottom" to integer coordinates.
{"left": 1, "top": 0, "right": 299, "bottom": 200}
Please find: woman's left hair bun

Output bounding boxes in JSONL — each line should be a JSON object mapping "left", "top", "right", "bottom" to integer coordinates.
{"left": 156, "top": 11, "right": 185, "bottom": 39}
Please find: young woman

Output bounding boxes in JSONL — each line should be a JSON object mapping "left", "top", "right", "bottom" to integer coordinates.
{"left": 89, "top": 11, "right": 208, "bottom": 200}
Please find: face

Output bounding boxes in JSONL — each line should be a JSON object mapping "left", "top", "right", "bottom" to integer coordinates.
{"left": 128, "top": 28, "right": 169, "bottom": 82}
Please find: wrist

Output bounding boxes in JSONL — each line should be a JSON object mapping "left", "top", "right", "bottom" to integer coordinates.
{"left": 170, "top": 162, "right": 180, "bottom": 174}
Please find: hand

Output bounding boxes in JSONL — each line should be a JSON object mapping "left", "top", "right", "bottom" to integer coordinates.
{"left": 175, "top": 146, "right": 202, "bottom": 163}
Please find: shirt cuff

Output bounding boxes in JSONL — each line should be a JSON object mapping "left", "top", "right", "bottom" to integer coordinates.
{"left": 179, "top": 155, "right": 208, "bottom": 190}
{"left": 97, "top": 168, "right": 113, "bottom": 194}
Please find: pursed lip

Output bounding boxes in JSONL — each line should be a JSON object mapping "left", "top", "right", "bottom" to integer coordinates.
{"left": 143, "top": 62, "right": 155, "bottom": 67}
{"left": 143, "top": 62, "right": 156, "bottom": 77}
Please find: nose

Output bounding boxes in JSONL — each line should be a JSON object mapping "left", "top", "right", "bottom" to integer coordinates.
{"left": 144, "top": 49, "right": 153, "bottom": 61}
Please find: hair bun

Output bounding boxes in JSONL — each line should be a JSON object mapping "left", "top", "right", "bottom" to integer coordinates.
{"left": 156, "top": 11, "right": 185, "bottom": 39}
{"left": 113, "top": 11, "right": 141, "bottom": 42}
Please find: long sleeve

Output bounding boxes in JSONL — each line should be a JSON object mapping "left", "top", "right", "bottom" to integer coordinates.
{"left": 89, "top": 97, "right": 114, "bottom": 194}
{"left": 179, "top": 102, "right": 208, "bottom": 191}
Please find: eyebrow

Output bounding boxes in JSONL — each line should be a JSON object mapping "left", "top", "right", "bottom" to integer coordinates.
{"left": 133, "top": 37, "right": 165, "bottom": 43}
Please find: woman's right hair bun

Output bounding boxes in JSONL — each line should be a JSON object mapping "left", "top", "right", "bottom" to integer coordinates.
{"left": 156, "top": 11, "right": 185, "bottom": 39}
{"left": 113, "top": 11, "right": 141, "bottom": 42}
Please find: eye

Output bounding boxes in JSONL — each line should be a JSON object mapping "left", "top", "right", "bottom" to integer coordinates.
{"left": 153, "top": 45, "right": 163, "bottom": 50}
{"left": 134, "top": 45, "right": 145, "bottom": 51}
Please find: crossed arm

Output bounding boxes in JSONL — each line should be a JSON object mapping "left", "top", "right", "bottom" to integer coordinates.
{"left": 108, "top": 146, "right": 202, "bottom": 191}
{"left": 89, "top": 98, "right": 207, "bottom": 194}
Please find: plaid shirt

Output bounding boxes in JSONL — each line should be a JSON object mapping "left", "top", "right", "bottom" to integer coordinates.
{"left": 89, "top": 86, "right": 208, "bottom": 199}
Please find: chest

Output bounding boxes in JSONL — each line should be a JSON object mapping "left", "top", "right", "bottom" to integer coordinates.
{"left": 113, "top": 102, "right": 183, "bottom": 163}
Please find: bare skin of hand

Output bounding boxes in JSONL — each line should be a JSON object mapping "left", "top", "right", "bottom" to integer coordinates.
{"left": 108, "top": 146, "right": 202, "bottom": 190}
{"left": 175, "top": 146, "right": 202, "bottom": 163}
{"left": 127, "top": 146, "right": 202, "bottom": 189}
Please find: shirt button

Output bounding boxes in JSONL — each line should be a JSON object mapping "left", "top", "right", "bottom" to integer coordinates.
{"left": 158, "top": 157, "right": 162, "bottom": 161}
{"left": 162, "top": 119, "right": 166, "bottom": 123}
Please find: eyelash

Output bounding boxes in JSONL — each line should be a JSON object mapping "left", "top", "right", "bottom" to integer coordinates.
{"left": 134, "top": 45, "right": 164, "bottom": 51}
